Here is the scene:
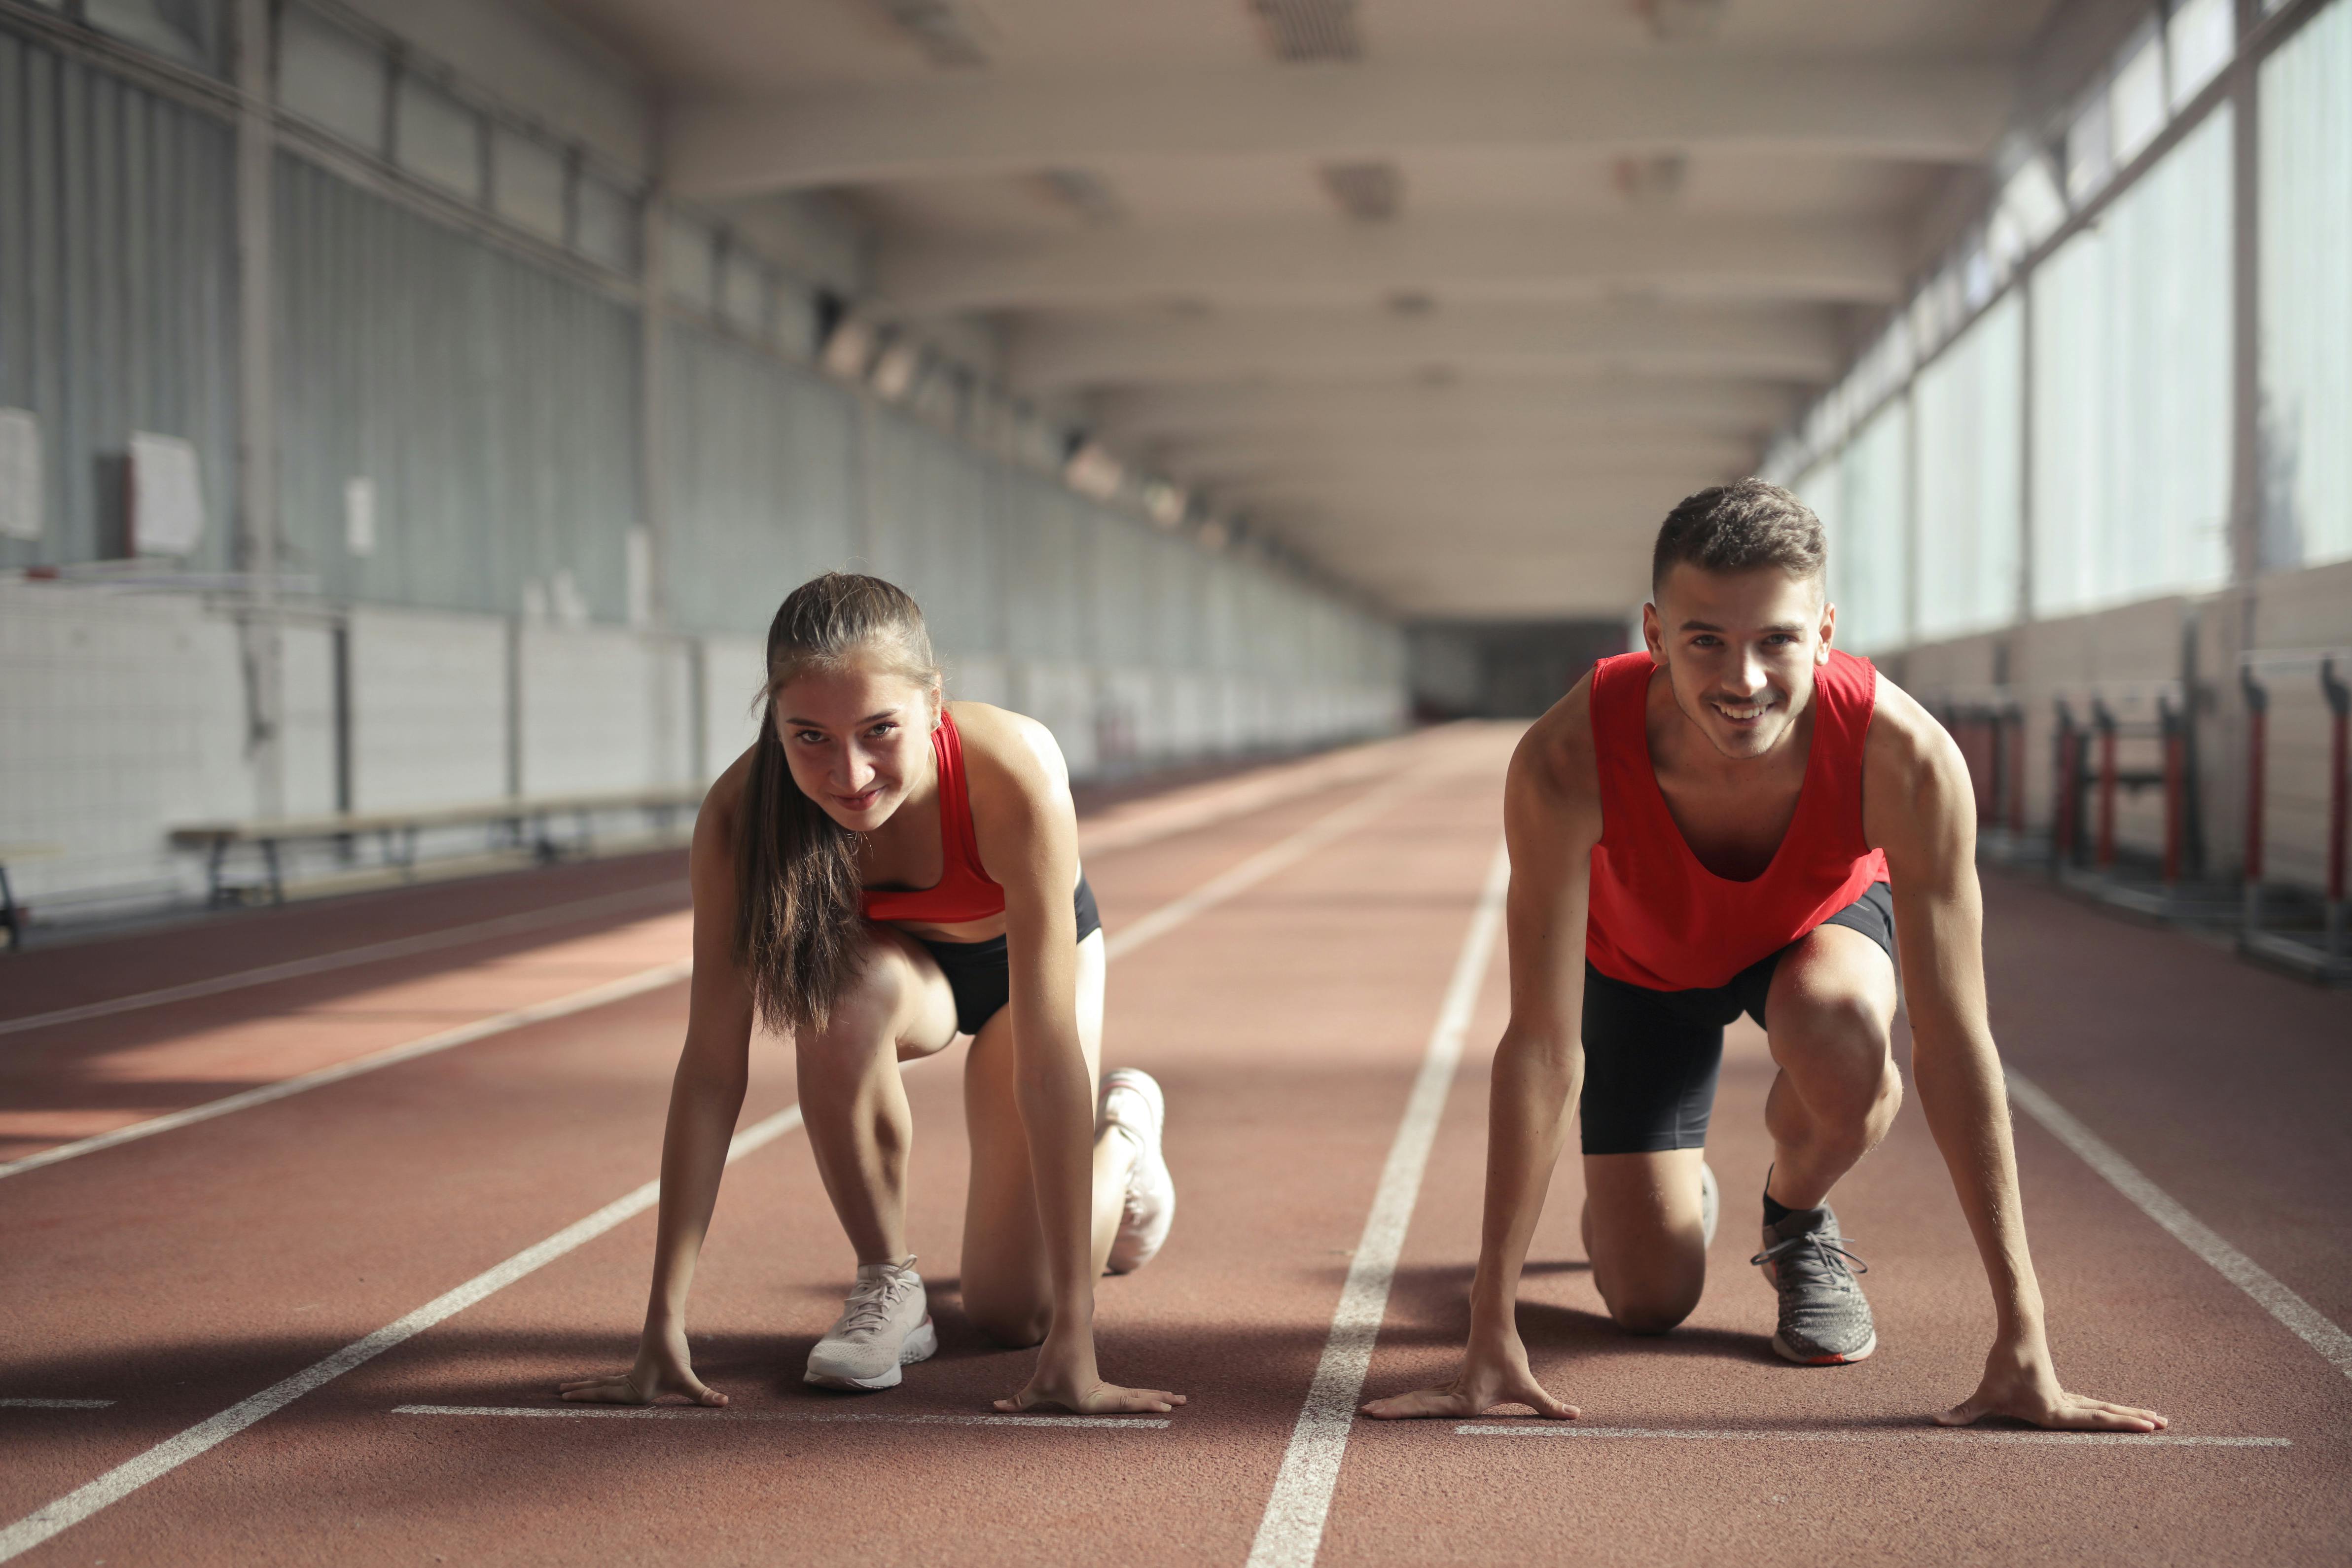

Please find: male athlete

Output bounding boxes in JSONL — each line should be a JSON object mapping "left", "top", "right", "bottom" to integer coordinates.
{"left": 1365, "top": 481, "right": 2164, "bottom": 1431}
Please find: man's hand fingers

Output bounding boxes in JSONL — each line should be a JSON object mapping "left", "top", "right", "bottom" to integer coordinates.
{"left": 1512, "top": 1380, "right": 1579, "bottom": 1421}
{"left": 1933, "top": 1401, "right": 1985, "bottom": 1428}
{"left": 1359, "top": 1386, "right": 1472, "bottom": 1421}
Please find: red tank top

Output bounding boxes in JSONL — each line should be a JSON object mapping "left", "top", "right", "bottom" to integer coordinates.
{"left": 860, "top": 712, "right": 1007, "bottom": 925}
{"left": 1585, "top": 648, "right": 1887, "bottom": 992}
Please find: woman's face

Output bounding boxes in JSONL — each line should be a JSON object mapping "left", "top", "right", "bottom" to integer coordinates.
{"left": 774, "top": 650, "right": 939, "bottom": 832}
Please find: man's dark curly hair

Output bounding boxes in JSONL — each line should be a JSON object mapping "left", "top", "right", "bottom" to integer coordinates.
{"left": 1650, "top": 479, "right": 1826, "bottom": 598}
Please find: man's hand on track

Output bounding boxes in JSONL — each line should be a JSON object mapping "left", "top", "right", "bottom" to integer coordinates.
{"left": 995, "top": 1334, "right": 1183, "bottom": 1416}
{"left": 558, "top": 1331, "right": 728, "bottom": 1407}
{"left": 1936, "top": 1339, "right": 2166, "bottom": 1432}
{"left": 1359, "top": 1336, "right": 1579, "bottom": 1422}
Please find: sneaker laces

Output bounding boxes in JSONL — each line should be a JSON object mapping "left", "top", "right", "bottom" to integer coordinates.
{"left": 1749, "top": 1230, "right": 1870, "bottom": 1287}
{"left": 834, "top": 1270, "right": 913, "bottom": 1338}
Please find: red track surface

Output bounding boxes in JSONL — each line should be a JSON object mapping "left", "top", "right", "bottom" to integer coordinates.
{"left": 3, "top": 724, "right": 2349, "bottom": 1566}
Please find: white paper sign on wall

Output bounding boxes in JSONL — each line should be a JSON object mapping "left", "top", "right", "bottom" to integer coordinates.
{"left": 129, "top": 431, "right": 206, "bottom": 556}
{"left": 345, "top": 476, "right": 377, "bottom": 556}
{"left": 0, "top": 408, "right": 41, "bottom": 541}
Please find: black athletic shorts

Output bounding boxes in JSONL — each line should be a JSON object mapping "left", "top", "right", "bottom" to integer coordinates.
{"left": 909, "top": 875, "right": 1103, "bottom": 1037}
{"left": 1578, "top": 881, "right": 1895, "bottom": 1156}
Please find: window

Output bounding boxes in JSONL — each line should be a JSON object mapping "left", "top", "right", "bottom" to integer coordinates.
{"left": 664, "top": 216, "right": 716, "bottom": 313}
{"left": 1915, "top": 293, "right": 2024, "bottom": 641}
{"left": 491, "top": 127, "right": 568, "bottom": 245}
{"left": 2109, "top": 24, "right": 2170, "bottom": 167}
{"left": 574, "top": 176, "right": 638, "bottom": 276}
{"left": 2032, "top": 109, "right": 2234, "bottom": 616}
{"left": 394, "top": 75, "right": 484, "bottom": 201}
{"left": 279, "top": 4, "right": 386, "bottom": 151}
{"left": 2067, "top": 85, "right": 2113, "bottom": 203}
{"left": 2259, "top": 0, "right": 2352, "bottom": 569}
{"left": 1830, "top": 399, "right": 1911, "bottom": 655}
{"left": 84, "top": 0, "right": 221, "bottom": 74}
{"left": 2168, "top": 0, "right": 2235, "bottom": 108}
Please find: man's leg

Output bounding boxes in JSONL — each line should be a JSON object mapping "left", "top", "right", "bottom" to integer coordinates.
{"left": 1759, "top": 923, "right": 1900, "bottom": 1210}
{"left": 1582, "top": 1148, "right": 1711, "bottom": 1334}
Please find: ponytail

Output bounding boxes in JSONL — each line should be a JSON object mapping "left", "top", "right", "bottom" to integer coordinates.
{"left": 734, "top": 573, "right": 939, "bottom": 1036}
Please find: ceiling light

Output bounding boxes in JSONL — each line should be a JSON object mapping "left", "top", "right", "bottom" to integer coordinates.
{"left": 1247, "top": 0, "right": 1360, "bottom": 63}
{"left": 1034, "top": 168, "right": 1126, "bottom": 226}
{"left": 1064, "top": 440, "right": 1125, "bottom": 501}
{"left": 877, "top": 0, "right": 989, "bottom": 67}
{"left": 1320, "top": 161, "right": 1401, "bottom": 222}
{"left": 1632, "top": 0, "right": 1727, "bottom": 43}
{"left": 1143, "top": 480, "right": 1190, "bottom": 528}
{"left": 820, "top": 316, "right": 877, "bottom": 381}
{"left": 1386, "top": 290, "right": 1436, "bottom": 316}
{"left": 870, "top": 337, "right": 925, "bottom": 402}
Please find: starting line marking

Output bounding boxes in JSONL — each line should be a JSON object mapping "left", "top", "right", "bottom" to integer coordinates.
{"left": 0, "top": 771, "right": 1424, "bottom": 1561}
{"left": 392, "top": 1404, "right": 1168, "bottom": 1429}
{"left": 1247, "top": 839, "right": 1511, "bottom": 1568}
{"left": 2005, "top": 1069, "right": 2352, "bottom": 1383}
{"left": 1454, "top": 1425, "right": 2291, "bottom": 1447}
{"left": 0, "top": 1400, "right": 114, "bottom": 1410}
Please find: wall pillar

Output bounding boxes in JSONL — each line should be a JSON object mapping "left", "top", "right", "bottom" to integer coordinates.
{"left": 235, "top": 0, "right": 284, "bottom": 818}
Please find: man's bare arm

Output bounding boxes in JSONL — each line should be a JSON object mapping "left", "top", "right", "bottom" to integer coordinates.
{"left": 1362, "top": 681, "right": 1602, "bottom": 1421}
{"left": 1868, "top": 684, "right": 2166, "bottom": 1432}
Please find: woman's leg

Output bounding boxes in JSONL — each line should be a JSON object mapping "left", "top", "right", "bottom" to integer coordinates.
{"left": 959, "top": 929, "right": 1137, "bottom": 1346}
{"left": 795, "top": 928, "right": 961, "bottom": 1266}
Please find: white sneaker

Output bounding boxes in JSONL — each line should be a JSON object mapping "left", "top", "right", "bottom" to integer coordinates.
{"left": 1099, "top": 1068, "right": 1175, "bottom": 1275}
{"left": 804, "top": 1257, "right": 937, "bottom": 1390}
{"left": 1699, "top": 1161, "right": 1719, "bottom": 1248}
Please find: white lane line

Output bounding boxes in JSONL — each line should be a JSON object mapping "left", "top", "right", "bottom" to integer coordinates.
{"left": 0, "top": 962, "right": 694, "bottom": 1182}
{"left": 2005, "top": 1069, "right": 2352, "bottom": 1382}
{"left": 0, "top": 1400, "right": 115, "bottom": 1410}
{"left": 391, "top": 1404, "right": 1168, "bottom": 1429}
{"left": 1105, "top": 768, "right": 1429, "bottom": 962}
{"left": 1247, "top": 839, "right": 1510, "bottom": 1568}
{"left": 0, "top": 771, "right": 1423, "bottom": 1557}
{"left": 0, "top": 1103, "right": 801, "bottom": 1564}
{"left": 0, "top": 882, "right": 689, "bottom": 1038}
{"left": 1455, "top": 1425, "right": 2291, "bottom": 1447}
{"left": 1077, "top": 731, "right": 1435, "bottom": 857}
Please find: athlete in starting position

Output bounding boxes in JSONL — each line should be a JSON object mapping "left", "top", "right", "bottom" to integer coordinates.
{"left": 563, "top": 573, "right": 1180, "bottom": 1415}
{"left": 1366, "top": 481, "right": 2163, "bottom": 1431}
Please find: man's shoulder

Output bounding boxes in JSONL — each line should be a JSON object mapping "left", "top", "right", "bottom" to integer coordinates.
{"left": 1862, "top": 672, "right": 1972, "bottom": 838}
{"left": 1510, "top": 670, "right": 1604, "bottom": 814}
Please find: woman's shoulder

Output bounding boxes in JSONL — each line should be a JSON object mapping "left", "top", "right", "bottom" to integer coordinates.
{"left": 948, "top": 701, "right": 1070, "bottom": 823}
{"left": 693, "top": 746, "right": 757, "bottom": 847}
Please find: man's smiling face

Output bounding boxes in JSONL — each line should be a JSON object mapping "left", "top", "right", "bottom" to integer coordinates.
{"left": 1642, "top": 562, "right": 1836, "bottom": 762}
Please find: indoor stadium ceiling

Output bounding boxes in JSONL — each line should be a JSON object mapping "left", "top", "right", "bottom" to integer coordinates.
{"left": 538, "top": 0, "right": 2063, "bottom": 620}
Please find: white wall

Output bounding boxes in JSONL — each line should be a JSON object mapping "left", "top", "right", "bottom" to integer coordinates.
{"left": 350, "top": 606, "right": 508, "bottom": 811}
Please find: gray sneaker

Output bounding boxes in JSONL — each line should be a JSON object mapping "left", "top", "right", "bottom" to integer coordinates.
{"left": 805, "top": 1257, "right": 937, "bottom": 1390}
{"left": 1751, "top": 1206, "right": 1876, "bottom": 1365}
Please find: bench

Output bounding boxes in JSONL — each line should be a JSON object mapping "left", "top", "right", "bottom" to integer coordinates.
{"left": 0, "top": 843, "right": 65, "bottom": 950}
{"left": 170, "top": 786, "right": 707, "bottom": 906}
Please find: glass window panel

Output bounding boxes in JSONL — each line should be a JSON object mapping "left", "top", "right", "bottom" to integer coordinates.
{"left": 1915, "top": 292, "right": 2024, "bottom": 641}
{"left": 2168, "top": 0, "right": 2235, "bottom": 109}
{"left": 719, "top": 248, "right": 770, "bottom": 337}
{"left": 2032, "top": 109, "right": 2234, "bottom": 618}
{"left": 393, "top": 76, "right": 483, "bottom": 201}
{"left": 574, "top": 176, "right": 637, "bottom": 276}
{"left": 279, "top": 4, "right": 385, "bottom": 151}
{"left": 2259, "top": 0, "right": 2352, "bottom": 569}
{"left": 665, "top": 216, "right": 716, "bottom": 312}
{"left": 85, "top": 0, "right": 221, "bottom": 73}
{"left": 2067, "top": 88, "right": 2113, "bottom": 203}
{"left": 1998, "top": 155, "right": 2068, "bottom": 250}
{"left": 2109, "top": 28, "right": 2170, "bottom": 167}
{"left": 491, "top": 127, "right": 567, "bottom": 245}
{"left": 1831, "top": 399, "right": 1911, "bottom": 655}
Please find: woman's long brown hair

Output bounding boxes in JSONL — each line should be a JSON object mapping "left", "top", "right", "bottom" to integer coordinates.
{"left": 735, "top": 573, "right": 939, "bottom": 1038}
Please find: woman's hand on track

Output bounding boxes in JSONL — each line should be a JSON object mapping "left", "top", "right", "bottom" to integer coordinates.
{"left": 1358, "top": 1333, "right": 1578, "bottom": 1421}
{"left": 558, "top": 1329, "right": 728, "bottom": 1407}
{"left": 993, "top": 1337, "right": 1182, "bottom": 1416}
{"left": 1936, "top": 1338, "right": 2165, "bottom": 1432}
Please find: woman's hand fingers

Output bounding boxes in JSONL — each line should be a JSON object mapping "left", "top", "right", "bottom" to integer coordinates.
{"left": 994, "top": 1379, "right": 1181, "bottom": 1416}
{"left": 555, "top": 1361, "right": 728, "bottom": 1407}
{"left": 1359, "top": 1386, "right": 1477, "bottom": 1421}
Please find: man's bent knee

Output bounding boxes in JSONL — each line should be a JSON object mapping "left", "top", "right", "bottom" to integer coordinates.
{"left": 1603, "top": 1285, "right": 1701, "bottom": 1336}
{"left": 964, "top": 1295, "right": 1052, "bottom": 1348}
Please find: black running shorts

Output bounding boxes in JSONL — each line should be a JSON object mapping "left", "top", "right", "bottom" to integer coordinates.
{"left": 909, "top": 875, "right": 1103, "bottom": 1038}
{"left": 1577, "top": 881, "right": 1895, "bottom": 1156}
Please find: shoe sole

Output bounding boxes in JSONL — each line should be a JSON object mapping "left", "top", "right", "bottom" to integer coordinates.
{"left": 804, "top": 1316, "right": 938, "bottom": 1391}
{"left": 1104, "top": 1070, "right": 1174, "bottom": 1275}
{"left": 1769, "top": 1328, "right": 1877, "bottom": 1366}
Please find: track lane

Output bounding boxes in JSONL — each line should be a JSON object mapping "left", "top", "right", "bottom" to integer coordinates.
{"left": 1, "top": 729, "right": 1514, "bottom": 1565}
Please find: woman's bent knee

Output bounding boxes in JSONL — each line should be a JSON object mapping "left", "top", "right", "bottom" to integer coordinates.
{"left": 963, "top": 1295, "right": 1051, "bottom": 1348}
{"left": 1605, "top": 1290, "right": 1700, "bottom": 1336}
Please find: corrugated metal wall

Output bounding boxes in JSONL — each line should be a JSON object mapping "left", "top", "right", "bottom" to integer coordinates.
{"left": 0, "top": 30, "right": 239, "bottom": 570}
{"left": 661, "top": 321, "right": 857, "bottom": 636}
{"left": 276, "top": 155, "right": 642, "bottom": 619}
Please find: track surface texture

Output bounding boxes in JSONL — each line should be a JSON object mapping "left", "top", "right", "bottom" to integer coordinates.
{"left": 3, "top": 724, "right": 2348, "bottom": 1566}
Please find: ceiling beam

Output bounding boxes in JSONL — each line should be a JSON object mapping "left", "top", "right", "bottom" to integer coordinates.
{"left": 874, "top": 213, "right": 1903, "bottom": 312}
{"left": 1003, "top": 302, "right": 1842, "bottom": 391}
{"left": 667, "top": 60, "right": 2009, "bottom": 199}
{"left": 1164, "top": 433, "right": 1760, "bottom": 487}
{"left": 1089, "top": 377, "right": 1798, "bottom": 443}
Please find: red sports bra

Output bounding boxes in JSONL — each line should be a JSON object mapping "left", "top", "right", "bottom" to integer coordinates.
{"left": 1584, "top": 648, "right": 1888, "bottom": 992}
{"left": 860, "top": 711, "right": 1008, "bottom": 925}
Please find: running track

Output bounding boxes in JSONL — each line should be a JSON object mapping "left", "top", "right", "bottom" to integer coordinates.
{"left": 2, "top": 723, "right": 2348, "bottom": 1566}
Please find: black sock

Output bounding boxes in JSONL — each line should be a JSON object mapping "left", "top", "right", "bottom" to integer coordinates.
{"left": 1762, "top": 1190, "right": 1795, "bottom": 1228}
